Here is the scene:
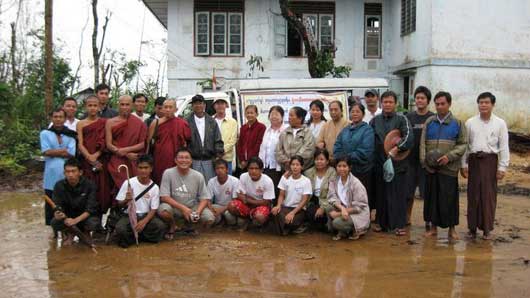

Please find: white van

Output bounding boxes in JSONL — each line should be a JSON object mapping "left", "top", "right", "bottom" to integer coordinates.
{"left": 175, "top": 78, "right": 388, "bottom": 126}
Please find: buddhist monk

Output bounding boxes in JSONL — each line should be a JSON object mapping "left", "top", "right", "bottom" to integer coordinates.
{"left": 147, "top": 99, "right": 191, "bottom": 185}
{"left": 77, "top": 95, "right": 112, "bottom": 213}
{"left": 105, "top": 95, "right": 147, "bottom": 195}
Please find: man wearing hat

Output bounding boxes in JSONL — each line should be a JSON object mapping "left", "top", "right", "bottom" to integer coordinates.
{"left": 370, "top": 90, "right": 413, "bottom": 236}
{"left": 213, "top": 97, "right": 238, "bottom": 174}
{"left": 186, "top": 94, "right": 224, "bottom": 182}
{"left": 363, "top": 89, "right": 382, "bottom": 123}
{"left": 420, "top": 91, "right": 466, "bottom": 240}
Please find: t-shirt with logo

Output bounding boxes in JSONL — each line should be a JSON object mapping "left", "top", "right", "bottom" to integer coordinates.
{"left": 207, "top": 175, "right": 239, "bottom": 207}
{"left": 406, "top": 111, "right": 435, "bottom": 165}
{"left": 160, "top": 167, "right": 212, "bottom": 208}
{"left": 116, "top": 177, "right": 160, "bottom": 214}
{"left": 278, "top": 175, "right": 313, "bottom": 208}
{"left": 238, "top": 173, "right": 275, "bottom": 201}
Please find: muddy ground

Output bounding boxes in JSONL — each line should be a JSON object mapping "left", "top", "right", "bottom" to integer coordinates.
{"left": 0, "top": 192, "right": 528, "bottom": 298}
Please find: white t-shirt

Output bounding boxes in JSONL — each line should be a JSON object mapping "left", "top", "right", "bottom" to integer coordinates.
{"left": 238, "top": 173, "right": 275, "bottom": 201}
{"left": 48, "top": 118, "right": 79, "bottom": 131}
{"left": 363, "top": 107, "right": 382, "bottom": 123}
{"left": 314, "top": 176, "right": 323, "bottom": 197}
{"left": 116, "top": 177, "right": 160, "bottom": 214}
{"left": 309, "top": 122, "right": 325, "bottom": 138}
{"left": 132, "top": 112, "right": 150, "bottom": 121}
{"left": 337, "top": 176, "right": 350, "bottom": 206}
{"left": 278, "top": 175, "right": 313, "bottom": 208}
{"left": 208, "top": 175, "right": 239, "bottom": 206}
{"left": 194, "top": 115, "right": 206, "bottom": 145}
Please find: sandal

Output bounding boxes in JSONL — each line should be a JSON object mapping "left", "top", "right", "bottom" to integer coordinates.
{"left": 395, "top": 229, "right": 407, "bottom": 236}
{"left": 333, "top": 232, "right": 346, "bottom": 241}
{"left": 348, "top": 233, "right": 360, "bottom": 240}
{"left": 164, "top": 232, "right": 175, "bottom": 240}
{"left": 372, "top": 224, "right": 383, "bottom": 233}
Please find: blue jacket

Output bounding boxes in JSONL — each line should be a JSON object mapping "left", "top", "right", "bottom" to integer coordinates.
{"left": 333, "top": 121, "right": 374, "bottom": 174}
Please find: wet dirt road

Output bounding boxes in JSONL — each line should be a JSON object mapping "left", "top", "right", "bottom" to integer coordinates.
{"left": 0, "top": 192, "right": 529, "bottom": 298}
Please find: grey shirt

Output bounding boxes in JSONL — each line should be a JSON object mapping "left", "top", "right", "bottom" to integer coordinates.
{"left": 160, "top": 167, "right": 212, "bottom": 208}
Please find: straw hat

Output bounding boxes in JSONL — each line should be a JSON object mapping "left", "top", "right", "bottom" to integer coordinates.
{"left": 384, "top": 129, "right": 410, "bottom": 161}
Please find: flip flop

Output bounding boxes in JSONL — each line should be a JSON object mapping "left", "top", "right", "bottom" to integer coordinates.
{"left": 164, "top": 232, "right": 175, "bottom": 240}
{"left": 395, "top": 229, "right": 407, "bottom": 236}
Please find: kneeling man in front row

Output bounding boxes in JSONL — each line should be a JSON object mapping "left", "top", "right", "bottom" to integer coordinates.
{"left": 51, "top": 158, "right": 101, "bottom": 243}
{"left": 115, "top": 155, "right": 166, "bottom": 248}
{"left": 158, "top": 148, "right": 215, "bottom": 239}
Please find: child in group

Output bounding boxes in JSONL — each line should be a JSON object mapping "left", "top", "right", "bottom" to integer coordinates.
{"left": 272, "top": 155, "right": 313, "bottom": 235}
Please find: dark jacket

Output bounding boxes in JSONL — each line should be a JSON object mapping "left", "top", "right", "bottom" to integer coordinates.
{"left": 333, "top": 121, "right": 374, "bottom": 174}
{"left": 52, "top": 177, "right": 99, "bottom": 218}
{"left": 370, "top": 112, "right": 414, "bottom": 173}
{"left": 186, "top": 114, "right": 224, "bottom": 160}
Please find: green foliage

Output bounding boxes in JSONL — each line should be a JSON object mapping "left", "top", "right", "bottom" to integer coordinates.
{"left": 0, "top": 119, "right": 39, "bottom": 175}
{"left": 312, "top": 50, "right": 351, "bottom": 78}
{"left": 247, "top": 55, "right": 264, "bottom": 78}
{"left": 20, "top": 54, "right": 75, "bottom": 126}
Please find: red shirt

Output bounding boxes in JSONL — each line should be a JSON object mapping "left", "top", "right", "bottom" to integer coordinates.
{"left": 237, "top": 120, "right": 266, "bottom": 162}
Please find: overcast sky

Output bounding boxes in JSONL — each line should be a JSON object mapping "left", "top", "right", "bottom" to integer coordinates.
{"left": 1, "top": 0, "right": 167, "bottom": 93}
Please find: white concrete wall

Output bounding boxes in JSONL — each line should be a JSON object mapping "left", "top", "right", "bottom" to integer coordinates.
{"left": 166, "top": 0, "right": 395, "bottom": 96}
{"left": 431, "top": 0, "right": 530, "bottom": 61}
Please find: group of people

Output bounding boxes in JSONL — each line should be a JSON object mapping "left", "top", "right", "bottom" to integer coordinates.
{"left": 41, "top": 83, "right": 510, "bottom": 248}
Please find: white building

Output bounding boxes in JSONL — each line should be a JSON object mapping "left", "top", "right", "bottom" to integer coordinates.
{"left": 143, "top": 0, "right": 530, "bottom": 132}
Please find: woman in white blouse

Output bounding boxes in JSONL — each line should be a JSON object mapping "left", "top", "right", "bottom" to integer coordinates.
{"left": 258, "top": 105, "right": 286, "bottom": 197}
{"left": 307, "top": 100, "right": 327, "bottom": 138}
{"left": 327, "top": 157, "right": 370, "bottom": 240}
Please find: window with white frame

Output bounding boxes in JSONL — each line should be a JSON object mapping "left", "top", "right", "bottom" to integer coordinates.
{"left": 364, "top": 3, "right": 382, "bottom": 58}
{"left": 194, "top": 0, "right": 244, "bottom": 56}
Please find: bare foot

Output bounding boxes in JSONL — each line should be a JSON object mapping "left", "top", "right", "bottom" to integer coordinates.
{"left": 424, "top": 228, "right": 438, "bottom": 237}
{"left": 448, "top": 228, "right": 459, "bottom": 240}
{"left": 465, "top": 230, "right": 477, "bottom": 239}
{"left": 482, "top": 232, "right": 493, "bottom": 240}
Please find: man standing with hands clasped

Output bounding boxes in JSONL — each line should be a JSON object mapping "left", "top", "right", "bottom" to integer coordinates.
{"left": 461, "top": 92, "right": 509, "bottom": 240}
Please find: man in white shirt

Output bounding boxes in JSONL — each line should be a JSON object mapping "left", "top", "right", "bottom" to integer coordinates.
{"left": 114, "top": 155, "right": 166, "bottom": 248}
{"left": 227, "top": 157, "right": 275, "bottom": 229}
{"left": 132, "top": 93, "right": 150, "bottom": 121}
{"left": 49, "top": 97, "right": 79, "bottom": 131}
{"left": 461, "top": 92, "right": 509, "bottom": 240}
{"left": 208, "top": 159, "right": 239, "bottom": 225}
{"left": 185, "top": 95, "right": 224, "bottom": 182}
{"left": 362, "top": 89, "right": 382, "bottom": 123}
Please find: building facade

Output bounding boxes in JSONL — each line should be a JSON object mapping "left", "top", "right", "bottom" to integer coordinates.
{"left": 144, "top": 0, "right": 530, "bottom": 132}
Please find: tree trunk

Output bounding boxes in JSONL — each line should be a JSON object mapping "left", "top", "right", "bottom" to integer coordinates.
{"left": 279, "top": 0, "right": 319, "bottom": 78}
{"left": 10, "top": 22, "right": 18, "bottom": 92}
{"left": 44, "top": 0, "right": 53, "bottom": 117}
{"left": 91, "top": 0, "right": 99, "bottom": 89}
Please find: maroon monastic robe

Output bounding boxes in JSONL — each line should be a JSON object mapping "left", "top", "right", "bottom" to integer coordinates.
{"left": 152, "top": 117, "right": 191, "bottom": 185}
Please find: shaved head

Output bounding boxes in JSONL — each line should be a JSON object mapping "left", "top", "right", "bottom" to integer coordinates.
{"left": 118, "top": 95, "right": 133, "bottom": 117}
{"left": 163, "top": 99, "right": 177, "bottom": 118}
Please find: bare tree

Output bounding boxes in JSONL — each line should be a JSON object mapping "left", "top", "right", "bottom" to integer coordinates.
{"left": 278, "top": 0, "right": 319, "bottom": 78}
{"left": 91, "top": 0, "right": 110, "bottom": 88}
{"left": 44, "top": 0, "right": 53, "bottom": 116}
{"left": 70, "top": 6, "right": 90, "bottom": 95}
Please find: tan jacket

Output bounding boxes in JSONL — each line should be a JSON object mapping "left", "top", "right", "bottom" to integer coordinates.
{"left": 317, "top": 118, "right": 349, "bottom": 158}
{"left": 275, "top": 125, "right": 315, "bottom": 170}
{"left": 328, "top": 173, "right": 370, "bottom": 234}
{"left": 304, "top": 166, "right": 337, "bottom": 211}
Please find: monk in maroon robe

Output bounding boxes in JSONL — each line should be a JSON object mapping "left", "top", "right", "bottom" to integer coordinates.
{"left": 147, "top": 99, "right": 191, "bottom": 185}
{"left": 77, "top": 95, "right": 112, "bottom": 212}
{"left": 106, "top": 95, "right": 147, "bottom": 194}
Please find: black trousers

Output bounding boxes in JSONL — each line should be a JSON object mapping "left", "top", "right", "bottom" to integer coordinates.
{"left": 115, "top": 215, "right": 167, "bottom": 245}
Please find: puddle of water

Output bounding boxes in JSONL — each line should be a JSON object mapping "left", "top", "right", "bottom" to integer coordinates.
{"left": 0, "top": 192, "right": 529, "bottom": 298}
